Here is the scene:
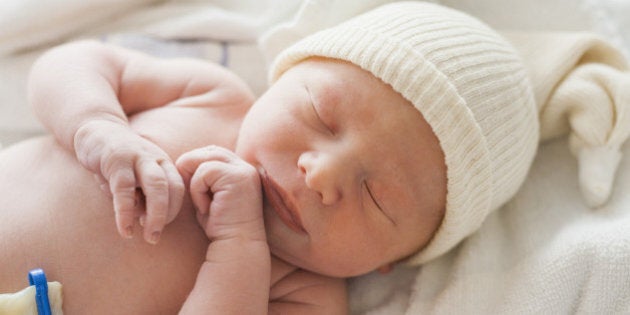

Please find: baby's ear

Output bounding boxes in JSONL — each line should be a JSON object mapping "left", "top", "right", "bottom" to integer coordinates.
{"left": 377, "top": 263, "right": 394, "bottom": 274}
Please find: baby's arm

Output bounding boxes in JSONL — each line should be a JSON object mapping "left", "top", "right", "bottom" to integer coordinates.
{"left": 28, "top": 40, "right": 252, "bottom": 243}
{"left": 176, "top": 146, "right": 270, "bottom": 314}
{"left": 269, "top": 264, "right": 348, "bottom": 314}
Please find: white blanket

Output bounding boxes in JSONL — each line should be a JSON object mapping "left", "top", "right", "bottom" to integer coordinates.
{"left": 1, "top": 1, "right": 630, "bottom": 314}
{"left": 350, "top": 138, "right": 630, "bottom": 314}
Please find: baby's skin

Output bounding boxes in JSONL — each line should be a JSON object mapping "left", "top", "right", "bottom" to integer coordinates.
{"left": 0, "top": 41, "right": 446, "bottom": 313}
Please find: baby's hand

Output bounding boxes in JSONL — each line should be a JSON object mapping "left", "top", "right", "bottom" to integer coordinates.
{"left": 176, "top": 146, "right": 265, "bottom": 242}
{"left": 74, "top": 119, "right": 184, "bottom": 244}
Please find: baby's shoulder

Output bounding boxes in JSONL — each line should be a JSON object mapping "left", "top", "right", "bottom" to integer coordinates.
{"left": 269, "top": 256, "right": 348, "bottom": 314}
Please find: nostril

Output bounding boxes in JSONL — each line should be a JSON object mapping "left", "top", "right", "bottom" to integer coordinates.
{"left": 297, "top": 154, "right": 310, "bottom": 176}
{"left": 316, "top": 191, "right": 324, "bottom": 201}
{"left": 320, "top": 188, "right": 341, "bottom": 206}
{"left": 298, "top": 164, "right": 307, "bottom": 175}
{"left": 302, "top": 170, "right": 332, "bottom": 204}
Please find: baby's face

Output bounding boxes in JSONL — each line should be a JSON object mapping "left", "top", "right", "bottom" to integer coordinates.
{"left": 236, "top": 58, "right": 446, "bottom": 277}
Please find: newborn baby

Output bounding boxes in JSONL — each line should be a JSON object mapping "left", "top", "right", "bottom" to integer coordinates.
{"left": 0, "top": 2, "right": 542, "bottom": 313}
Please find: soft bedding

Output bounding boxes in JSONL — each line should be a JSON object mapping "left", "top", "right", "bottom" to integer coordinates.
{"left": 1, "top": 0, "right": 630, "bottom": 314}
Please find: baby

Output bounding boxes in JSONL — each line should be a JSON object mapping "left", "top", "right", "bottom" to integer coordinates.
{"left": 1, "top": 1, "right": 628, "bottom": 314}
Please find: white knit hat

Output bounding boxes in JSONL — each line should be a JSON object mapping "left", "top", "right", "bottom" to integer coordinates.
{"left": 269, "top": 1, "right": 539, "bottom": 264}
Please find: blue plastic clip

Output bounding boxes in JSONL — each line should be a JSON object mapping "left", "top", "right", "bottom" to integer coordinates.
{"left": 28, "top": 268, "right": 52, "bottom": 315}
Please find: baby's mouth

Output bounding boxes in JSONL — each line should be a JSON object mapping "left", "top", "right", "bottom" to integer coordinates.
{"left": 259, "top": 169, "right": 306, "bottom": 235}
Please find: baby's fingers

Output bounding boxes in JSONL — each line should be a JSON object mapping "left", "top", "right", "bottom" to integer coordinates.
{"left": 137, "top": 160, "right": 169, "bottom": 244}
{"left": 137, "top": 159, "right": 184, "bottom": 244}
{"left": 109, "top": 166, "right": 140, "bottom": 239}
{"left": 163, "top": 161, "right": 186, "bottom": 222}
{"left": 188, "top": 161, "right": 219, "bottom": 216}
{"left": 94, "top": 174, "right": 112, "bottom": 197}
{"left": 176, "top": 145, "right": 233, "bottom": 185}
{"left": 176, "top": 146, "right": 240, "bottom": 219}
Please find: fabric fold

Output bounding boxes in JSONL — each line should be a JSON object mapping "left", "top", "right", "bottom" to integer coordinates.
{"left": 504, "top": 31, "right": 630, "bottom": 207}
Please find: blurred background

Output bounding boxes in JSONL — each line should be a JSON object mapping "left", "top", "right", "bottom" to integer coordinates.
{"left": 1, "top": 0, "right": 629, "bottom": 147}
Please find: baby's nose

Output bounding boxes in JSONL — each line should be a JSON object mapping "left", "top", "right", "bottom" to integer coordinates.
{"left": 297, "top": 152, "right": 342, "bottom": 206}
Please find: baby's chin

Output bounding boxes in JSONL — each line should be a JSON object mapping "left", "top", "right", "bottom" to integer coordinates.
{"left": 302, "top": 258, "right": 384, "bottom": 278}
{"left": 268, "top": 239, "right": 384, "bottom": 278}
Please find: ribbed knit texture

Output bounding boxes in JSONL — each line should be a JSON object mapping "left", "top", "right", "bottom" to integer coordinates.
{"left": 504, "top": 31, "right": 630, "bottom": 208}
{"left": 269, "top": 1, "right": 538, "bottom": 264}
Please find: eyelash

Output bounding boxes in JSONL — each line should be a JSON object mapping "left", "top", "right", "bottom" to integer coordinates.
{"left": 364, "top": 181, "right": 395, "bottom": 225}
{"left": 305, "top": 86, "right": 334, "bottom": 135}
{"left": 364, "top": 181, "right": 381, "bottom": 211}
{"left": 310, "top": 101, "right": 334, "bottom": 135}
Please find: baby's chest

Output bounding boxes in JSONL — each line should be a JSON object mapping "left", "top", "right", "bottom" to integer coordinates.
{"left": 129, "top": 106, "right": 242, "bottom": 158}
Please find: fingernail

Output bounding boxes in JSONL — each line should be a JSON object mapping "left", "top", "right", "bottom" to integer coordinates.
{"left": 125, "top": 225, "right": 134, "bottom": 238}
{"left": 149, "top": 231, "right": 161, "bottom": 245}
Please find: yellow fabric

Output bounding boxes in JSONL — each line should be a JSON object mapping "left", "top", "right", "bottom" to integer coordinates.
{"left": 0, "top": 282, "right": 63, "bottom": 315}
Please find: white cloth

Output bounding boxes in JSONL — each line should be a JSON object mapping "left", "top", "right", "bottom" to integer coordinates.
{"left": 351, "top": 137, "right": 630, "bottom": 314}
